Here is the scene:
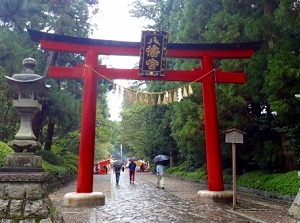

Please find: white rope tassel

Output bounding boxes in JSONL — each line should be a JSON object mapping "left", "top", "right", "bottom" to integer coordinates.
{"left": 173, "top": 91, "right": 178, "bottom": 102}
{"left": 163, "top": 92, "right": 168, "bottom": 105}
{"left": 183, "top": 86, "right": 188, "bottom": 97}
{"left": 157, "top": 94, "right": 161, "bottom": 105}
{"left": 178, "top": 88, "right": 183, "bottom": 102}
{"left": 188, "top": 84, "right": 193, "bottom": 95}
{"left": 168, "top": 92, "right": 173, "bottom": 104}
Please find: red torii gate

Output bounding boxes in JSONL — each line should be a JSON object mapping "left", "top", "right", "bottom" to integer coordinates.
{"left": 28, "top": 29, "right": 260, "bottom": 195}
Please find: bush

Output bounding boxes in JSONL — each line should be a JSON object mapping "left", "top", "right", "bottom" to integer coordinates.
{"left": 223, "top": 168, "right": 233, "bottom": 184}
{"left": 167, "top": 164, "right": 299, "bottom": 195}
{"left": 165, "top": 166, "right": 178, "bottom": 174}
{"left": 0, "top": 142, "right": 14, "bottom": 167}
{"left": 186, "top": 167, "right": 207, "bottom": 180}
{"left": 172, "top": 171, "right": 187, "bottom": 177}
{"left": 64, "top": 163, "right": 78, "bottom": 173}
{"left": 237, "top": 171, "right": 300, "bottom": 195}
{"left": 262, "top": 171, "right": 299, "bottom": 195}
{"left": 36, "top": 150, "right": 64, "bottom": 165}
{"left": 165, "top": 162, "right": 190, "bottom": 175}
{"left": 63, "top": 154, "right": 79, "bottom": 168}
{"left": 42, "top": 161, "right": 71, "bottom": 178}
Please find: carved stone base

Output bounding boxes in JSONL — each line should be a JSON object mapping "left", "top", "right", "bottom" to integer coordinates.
{"left": 64, "top": 192, "right": 105, "bottom": 206}
{"left": 197, "top": 190, "right": 233, "bottom": 204}
{"left": 0, "top": 152, "right": 43, "bottom": 172}
{"left": 0, "top": 153, "right": 64, "bottom": 222}
{"left": 0, "top": 171, "right": 64, "bottom": 222}
{"left": 8, "top": 139, "right": 40, "bottom": 153}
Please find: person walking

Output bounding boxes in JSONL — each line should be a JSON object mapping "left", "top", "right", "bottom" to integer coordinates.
{"left": 156, "top": 162, "right": 165, "bottom": 189}
{"left": 113, "top": 162, "right": 122, "bottom": 185}
{"left": 140, "top": 163, "right": 145, "bottom": 172}
{"left": 128, "top": 160, "right": 137, "bottom": 183}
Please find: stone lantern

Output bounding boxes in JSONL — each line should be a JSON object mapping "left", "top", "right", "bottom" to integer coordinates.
{"left": 0, "top": 58, "right": 64, "bottom": 222}
{"left": 5, "top": 57, "right": 49, "bottom": 153}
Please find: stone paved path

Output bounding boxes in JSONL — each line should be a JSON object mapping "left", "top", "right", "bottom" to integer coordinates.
{"left": 50, "top": 170, "right": 290, "bottom": 223}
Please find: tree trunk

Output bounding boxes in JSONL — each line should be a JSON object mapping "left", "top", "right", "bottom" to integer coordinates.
{"left": 44, "top": 118, "right": 55, "bottom": 151}
{"left": 280, "top": 133, "right": 298, "bottom": 171}
{"left": 169, "top": 150, "right": 174, "bottom": 167}
{"left": 262, "top": 0, "right": 279, "bottom": 49}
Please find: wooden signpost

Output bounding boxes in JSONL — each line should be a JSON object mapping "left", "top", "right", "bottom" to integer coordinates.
{"left": 224, "top": 128, "right": 246, "bottom": 210}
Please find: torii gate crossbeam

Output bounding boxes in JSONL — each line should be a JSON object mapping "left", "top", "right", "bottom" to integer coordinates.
{"left": 28, "top": 29, "right": 261, "bottom": 195}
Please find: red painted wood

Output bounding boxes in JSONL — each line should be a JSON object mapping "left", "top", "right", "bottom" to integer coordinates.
{"left": 202, "top": 55, "right": 224, "bottom": 191}
{"left": 49, "top": 66, "right": 246, "bottom": 83}
{"left": 76, "top": 50, "right": 98, "bottom": 193}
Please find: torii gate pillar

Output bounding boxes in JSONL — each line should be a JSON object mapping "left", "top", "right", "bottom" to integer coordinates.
{"left": 64, "top": 50, "right": 105, "bottom": 206}
{"left": 77, "top": 50, "right": 98, "bottom": 193}
{"left": 202, "top": 55, "right": 223, "bottom": 191}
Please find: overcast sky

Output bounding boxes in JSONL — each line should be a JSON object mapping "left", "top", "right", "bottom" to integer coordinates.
{"left": 91, "top": 0, "right": 148, "bottom": 121}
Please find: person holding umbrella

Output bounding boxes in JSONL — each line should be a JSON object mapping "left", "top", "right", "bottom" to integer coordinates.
{"left": 153, "top": 154, "right": 169, "bottom": 189}
{"left": 156, "top": 162, "right": 165, "bottom": 189}
{"left": 113, "top": 160, "right": 123, "bottom": 185}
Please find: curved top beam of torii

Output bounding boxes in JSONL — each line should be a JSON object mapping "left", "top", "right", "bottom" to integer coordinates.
{"left": 28, "top": 29, "right": 261, "bottom": 59}
{"left": 27, "top": 29, "right": 262, "bottom": 83}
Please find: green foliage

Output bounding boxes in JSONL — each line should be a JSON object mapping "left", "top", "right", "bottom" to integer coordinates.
{"left": 63, "top": 154, "right": 79, "bottom": 168}
{"left": 263, "top": 171, "right": 300, "bottom": 195}
{"left": 42, "top": 161, "right": 76, "bottom": 178}
{"left": 167, "top": 165, "right": 299, "bottom": 195}
{"left": 237, "top": 171, "right": 300, "bottom": 195}
{"left": 165, "top": 162, "right": 188, "bottom": 176}
{"left": 51, "top": 130, "right": 80, "bottom": 155}
{"left": 63, "top": 163, "right": 78, "bottom": 173}
{"left": 165, "top": 163, "right": 208, "bottom": 180}
{"left": 36, "top": 150, "right": 64, "bottom": 166}
{"left": 0, "top": 141, "right": 14, "bottom": 167}
{"left": 222, "top": 168, "right": 233, "bottom": 184}
{"left": 186, "top": 167, "right": 207, "bottom": 180}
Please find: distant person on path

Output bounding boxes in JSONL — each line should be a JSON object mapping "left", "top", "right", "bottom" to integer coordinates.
{"left": 113, "top": 164, "right": 121, "bottom": 185}
{"left": 128, "top": 161, "right": 137, "bottom": 183}
{"left": 156, "top": 162, "right": 165, "bottom": 189}
{"left": 140, "top": 163, "right": 145, "bottom": 172}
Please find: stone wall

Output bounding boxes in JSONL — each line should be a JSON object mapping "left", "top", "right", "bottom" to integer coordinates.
{"left": 0, "top": 172, "right": 65, "bottom": 223}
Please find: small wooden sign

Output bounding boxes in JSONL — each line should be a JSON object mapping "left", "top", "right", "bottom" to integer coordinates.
{"left": 224, "top": 128, "right": 245, "bottom": 144}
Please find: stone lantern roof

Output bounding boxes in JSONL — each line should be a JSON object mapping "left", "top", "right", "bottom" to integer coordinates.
{"left": 5, "top": 57, "right": 50, "bottom": 94}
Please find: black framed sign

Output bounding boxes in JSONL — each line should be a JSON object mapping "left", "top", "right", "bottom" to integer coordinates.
{"left": 139, "top": 31, "right": 168, "bottom": 76}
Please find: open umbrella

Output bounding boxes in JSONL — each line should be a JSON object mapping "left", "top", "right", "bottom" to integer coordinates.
{"left": 152, "top": 154, "right": 169, "bottom": 163}
{"left": 128, "top": 157, "right": 138, "bottom": 161}
{"left": 113, "top": 160, "right": 124, "bottom": 168}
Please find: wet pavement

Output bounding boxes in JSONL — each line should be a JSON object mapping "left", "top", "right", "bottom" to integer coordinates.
{"left": 50, "top": 170, "right": 290, "bottom": 223}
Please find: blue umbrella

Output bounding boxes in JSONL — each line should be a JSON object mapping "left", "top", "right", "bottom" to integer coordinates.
{"left": 152, "top": 154, "right": 169, "bottom": 163}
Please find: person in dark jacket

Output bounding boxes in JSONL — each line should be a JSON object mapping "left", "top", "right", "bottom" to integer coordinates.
{"left": 128, "top": 161, "right": 137, "bottom": 183}
{"left": 113, "top": 164, "right": 121, "bottom": 185}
